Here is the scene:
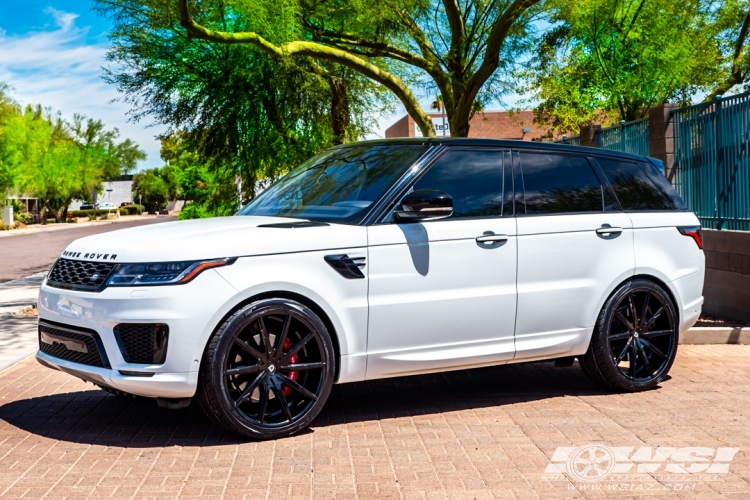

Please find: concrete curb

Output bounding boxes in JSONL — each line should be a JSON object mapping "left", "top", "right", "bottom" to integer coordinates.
{"left": 680, "top": 327, "right": 750, "bottom": 345}
{"left": 0, "top": 215, "right": 162, "bottom": 238}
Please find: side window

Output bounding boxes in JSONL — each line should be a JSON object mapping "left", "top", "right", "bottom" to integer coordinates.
{"left": 520, "top": 152, "right": 603, "bottom": 214}
{"left": 595, "top": 157, "right": 674, "bottom": 211}
{"left": 638, "top": 160, "right": 688, "bottom": 210}
{"left": 412, "top": 150, "right": 504, "bottom": 218}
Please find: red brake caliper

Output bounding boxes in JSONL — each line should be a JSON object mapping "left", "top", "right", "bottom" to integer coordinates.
{"left": 282, "top": 337, "right": 298, "bottom": 396}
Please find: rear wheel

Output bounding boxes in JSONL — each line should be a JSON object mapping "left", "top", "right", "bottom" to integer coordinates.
{"left": 580, "top": 279, "right": 678, "bottom": 391}
{"left": 198, "top": 298, "right": 335, "bottom": 439}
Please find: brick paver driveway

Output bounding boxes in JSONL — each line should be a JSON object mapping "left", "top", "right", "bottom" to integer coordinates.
{"left": 0, "top": 346, "right": 749, "bottom": 499}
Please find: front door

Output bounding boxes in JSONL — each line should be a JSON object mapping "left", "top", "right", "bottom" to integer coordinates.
{"left": 365, "top": 148, "right": 518, "bottom": 379}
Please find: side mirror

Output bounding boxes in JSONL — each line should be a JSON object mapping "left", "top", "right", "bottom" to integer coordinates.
{"left": 395, "top": 189, "right": 453, "bottom": 221}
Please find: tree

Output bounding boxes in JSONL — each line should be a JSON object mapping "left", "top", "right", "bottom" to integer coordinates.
{"left": 704, "top": 0, "right": 750, "bottom": 101}
{"left": 100, "top": 0, "right": 543, "bottom": 138}
{"left": 0, "top": 84, "right": 23, "bottom": 196}
{"left": 133, "top": 166, "right": 181, "bottom": 213}
{"left": 159, "top": 133, "right": 238, "bottom": 219}
{"left": 517, "top": 0, "right": 720, "bottom": 134}
{"left": 15, "top": 106, "right": 83, "bottom": 222}
{"left": 0, "top": 83, "right": 146, "bottom": 222}
{"left": 98, "top": 0, "right": 391, "bottom": 203}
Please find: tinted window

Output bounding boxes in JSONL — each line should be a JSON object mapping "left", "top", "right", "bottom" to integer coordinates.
{"left": 238, "top": 144, "right": 426, "bottom": 224}
{"left": 638, "top": 160, "right": 688, "bottom": 210}
{"left": 520, "top": 153, "right": 603, "bottom": 214}
{"left": 413, "top": 150, "right": 504, "bottom": 218}
{"left": 596, "top": 157, "right": 673, "bottom": 210}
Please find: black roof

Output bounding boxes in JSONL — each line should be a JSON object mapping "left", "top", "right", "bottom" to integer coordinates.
{"left": 346, "top": 137, "right": 651, "bottom": 162}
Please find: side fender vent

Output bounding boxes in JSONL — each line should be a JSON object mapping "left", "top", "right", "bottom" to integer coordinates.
{"left": 324, "top": 254, "right": 366, "bottom": 279}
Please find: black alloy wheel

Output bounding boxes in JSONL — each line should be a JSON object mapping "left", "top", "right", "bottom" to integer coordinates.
{"left": 580, "top": 279, "right": 678, "bottom": 391}
{"left": 198, "top": 298, "right": 335, "bottom": 439}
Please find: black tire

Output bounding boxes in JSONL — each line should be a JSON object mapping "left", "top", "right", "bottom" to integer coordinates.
{"left": 580, "top": 279, "right": 679, "bottom": 392}
{"left": 198, "top": 298, "right": 335, "bottom": 439}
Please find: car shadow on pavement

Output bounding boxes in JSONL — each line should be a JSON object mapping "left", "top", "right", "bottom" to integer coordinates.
{"left": 0, "top": 360, "right": 611, "bottom": 446}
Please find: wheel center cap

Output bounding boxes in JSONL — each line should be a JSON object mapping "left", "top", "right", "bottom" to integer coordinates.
{"left": 633, "top": 332, "right": 639, "bottom": 338}
{"left": 268, "top": 364, "right": 276, "bottom": 373}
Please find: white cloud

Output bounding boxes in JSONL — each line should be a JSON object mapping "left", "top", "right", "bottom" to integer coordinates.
{"left": 0, "top": 10, "right": 165, "bottom": 169}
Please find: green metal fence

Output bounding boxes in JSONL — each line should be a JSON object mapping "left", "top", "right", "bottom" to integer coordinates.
{"left": 552, "top": 135, "right": 580, "bottom": 146}
{"left": 596, "top": 118, "right": 650, "bottom": 156}
{"left": 673, "top": 91, "right": 750, "bottom": 230}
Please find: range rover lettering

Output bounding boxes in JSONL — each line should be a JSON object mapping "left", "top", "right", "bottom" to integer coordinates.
{"left": 37, "top": 139, "right": 705, "bottom": 439}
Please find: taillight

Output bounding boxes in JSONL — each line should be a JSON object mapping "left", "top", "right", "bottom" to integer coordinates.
{"left": 677, "top": 226, "right": 703, "bottom": 249}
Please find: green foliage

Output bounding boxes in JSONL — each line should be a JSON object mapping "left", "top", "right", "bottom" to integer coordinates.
{"left": 704, "top": 0, "right": 750, "bottom": 100}
{"left": 0, "top": 85, "right": 146, "bottom": 222}
{"left": 133, "top": 166, "right": 181, "bottom": 213}
{"left": 120, "top": 204, "right": 145, "bottom": 215}
{"left": 99, "top": 0, "right": 390, "bottom": 207}
{"left": 96, "top": 0, "right": 542, "bottom": 145}
{"left": 517, "top": 0, "right": 722, "bottom": 134}
{"left": 69, "top": 208, "right": 129, "bottom": 218}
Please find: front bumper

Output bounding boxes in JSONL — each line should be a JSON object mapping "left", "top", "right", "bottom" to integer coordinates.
{"left": 36, "top": 269, "right": 242, "bottom": 398}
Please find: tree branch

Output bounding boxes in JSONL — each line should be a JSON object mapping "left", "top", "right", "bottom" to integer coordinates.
{"left": 454, "top": 0, "right": 539, "bottom": 131}
{"left": 704, "top": 11, "right": 750, "bottom": 102}
{"left": 177, "top": 0, "right": 435, "bottom": 136}
{"left": 443, "top": 0, "right": 466, "bottom": 79}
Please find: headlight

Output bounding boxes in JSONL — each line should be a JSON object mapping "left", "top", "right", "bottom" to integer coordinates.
{"left": 106, "top": 258, "right": 236, "bottom": 286}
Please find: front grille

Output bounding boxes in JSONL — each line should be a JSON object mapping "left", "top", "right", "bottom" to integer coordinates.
{"left": 114, "top": 324, "right": 169, "bottom": 364}
{"left": 38, "top": 320, "right": 110, "bottom": 368}
{"left": 47, "top": 258, "right": 117, "bottom": 292}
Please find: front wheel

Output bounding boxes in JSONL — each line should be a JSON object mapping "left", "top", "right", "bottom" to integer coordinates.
{"left": 580, "top": 279, "right": 679, "bottom": 391}
{"left": 198, "top": 298, "right": 335, "bottom": 439}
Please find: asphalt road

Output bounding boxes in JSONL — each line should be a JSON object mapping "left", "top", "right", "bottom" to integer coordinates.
{"left": 0, "top": 217, "right": 176, "bottom": 283}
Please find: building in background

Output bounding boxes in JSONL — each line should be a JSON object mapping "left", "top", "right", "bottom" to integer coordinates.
{"left": 385, "top": 110, "right": 552, "bottom": 140}
{"left": 70, "top": 175, "right": 133, "bottom": 210}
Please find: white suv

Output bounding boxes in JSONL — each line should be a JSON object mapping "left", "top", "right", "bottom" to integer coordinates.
{"left": 37, "top": 139, "right": 704, "bottom": 439}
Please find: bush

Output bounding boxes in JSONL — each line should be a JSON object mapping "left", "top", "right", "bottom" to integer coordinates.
{"left": 120, "top": 204, "right": 145, "bottom": 215}
{"left": 14, "top": 212, "right": 32, "bottom": 224}
{"left": 69, "top": 208, "right": 128, "bottom": 218}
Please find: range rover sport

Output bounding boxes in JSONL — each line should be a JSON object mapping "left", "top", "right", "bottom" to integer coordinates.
{"left": 36, "top": 139, "right": 704, "bottom": 439}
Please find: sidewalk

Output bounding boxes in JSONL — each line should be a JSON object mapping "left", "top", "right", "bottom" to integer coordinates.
{"left": 0, "top": 272, "right": 45, "bottom": 315}
{"left": 0, "top": 214, "right": 160, "bottom": 238}
{"left": 0, "top": 274, "right": 43, "bottom": 373}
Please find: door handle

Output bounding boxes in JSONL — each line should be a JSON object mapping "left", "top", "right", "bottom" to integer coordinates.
{"left": 596, "top": 226, "right": 623, "bottom": 235}
{"left": 476, "top": 233, "right": 509, "bottom": 243}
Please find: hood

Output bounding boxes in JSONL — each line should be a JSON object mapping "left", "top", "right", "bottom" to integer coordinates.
{"left": 59, "top": 216, "right": 368, "bottom": 263}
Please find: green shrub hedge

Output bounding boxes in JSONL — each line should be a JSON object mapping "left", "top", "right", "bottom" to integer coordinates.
{"left": 69, "top": 208, "right": 128, "bottom": 218}
{"left": 120, "top": 204, "right": 145, "bottom": 215}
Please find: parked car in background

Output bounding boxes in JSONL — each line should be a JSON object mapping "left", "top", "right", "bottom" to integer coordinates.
{"left": 37, "top": 138, "right": 704, "bottom": 440}
{"left": 120, "top": 202, "right": 133, "bottom": 207}
{"left": 79, "top": 203, "right": 95, "bottom": 210}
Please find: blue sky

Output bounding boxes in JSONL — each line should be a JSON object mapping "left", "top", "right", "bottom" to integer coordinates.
{"left": 0, "top": 1, "right": 167, "bottom": 169}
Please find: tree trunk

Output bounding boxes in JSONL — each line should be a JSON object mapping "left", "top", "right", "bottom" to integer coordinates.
{"left": 449, "top": 100, "right": 472, "bottom": 138}
{"left": 329, "top": 76, "right": 350, "bottom": 145}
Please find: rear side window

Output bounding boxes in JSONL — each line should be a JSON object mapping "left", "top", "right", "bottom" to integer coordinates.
{"left": 638, "top": 160, "right": 688, "bottom": 210}
{"left": 520, "top": 152, "right": 603, "bottom": 214}
{"left": 595, "top": 158, "right": 674, "bottom": 210}
{"left": 413, "top": 149, "right": 504, "bottom": 218}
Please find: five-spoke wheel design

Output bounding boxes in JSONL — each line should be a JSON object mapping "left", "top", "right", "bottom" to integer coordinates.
{"left": 198, "top": 299, "right": 335, "bottom": 439}
{"left": 580, "top": 279, "right": 678, "bottom": 391}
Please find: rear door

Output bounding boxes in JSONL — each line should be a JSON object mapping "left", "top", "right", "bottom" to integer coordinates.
{"left": 514, "top": 149, "right": 635, "bottom": 361}
{"left": 366, "top": 148, "right": 518, "bottom": 379}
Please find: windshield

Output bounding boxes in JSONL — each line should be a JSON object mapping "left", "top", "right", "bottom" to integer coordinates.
{"left": 237, "top": 144, "right": 427, "bottom": 224}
